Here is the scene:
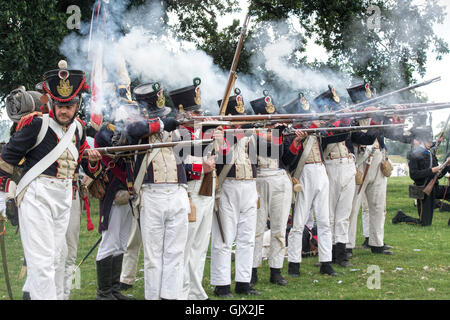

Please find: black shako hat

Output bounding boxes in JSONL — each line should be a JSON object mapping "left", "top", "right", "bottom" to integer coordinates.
{"left": 217, "top": 88, "right": 246, "bottom": 116}
{"left": 312, "top": 85, "right": 342, "bottom": 112}
{"left": 41, "top": 60, "right": 88, "bottom": 107}
{"left": 133, "top": 82, "right": 171, "bottom": 118}
{"left": 411, "top": 126, "right": 434, "bottom": 142}
{"left": 281, "top": 92, "right": 312, "bottom": 114}
{"left": 347, "top": 81, "right": 375, "bottom": 104}
{"left": 169, "top": 77, "right": 202, "bottom": 114}
{"left": 250, "top": 90, "right": 277, "bottom": 115}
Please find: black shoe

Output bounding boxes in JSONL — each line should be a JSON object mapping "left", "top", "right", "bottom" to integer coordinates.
{"left": 383, "top": 243, "right": 393, "bottom": 250}
{"left": 392, "top": 210, "right": 406, "bottom": 224}
{"left": 119, "top": 282, "right": 133, "bottom": 291}
{"left": 320, "top": 262, "right": 338, "bottom": 277}
{"left": 288, "top": 262, "right": 300, "bottom": 277}
{"left": 96, "top": 256, "right": 117, "bottom": 300}
{"left": 235, "top": 282, "right": 261, "bottom": 296}
{"left": 250, "top": 268, "right": 258, "bottom": 286}
{"left": 111, "top": 254, "right": 136, "bottom": 300}
{"left": 269, "top": 268, "right": 287, "bottom": 286}
{"left": 214, "top": 285, "right": 234, "bottom": 298}
{"left": 22, "top": 291, "right": 31, "bottom": 300}
{"left": 334, "top": 243, "right": 353, "bottom": 267}
{"left": 360, "top": 237, "right": 370, "bottom": 249}
{"left": 345, "top": 248, "right": 353, "bottom": 259}
{"left": 371, "top": 246, "right": 393, "bottom": 255}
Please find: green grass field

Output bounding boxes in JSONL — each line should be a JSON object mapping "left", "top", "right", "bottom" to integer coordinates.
{"left": 1, "top": 176, "right": 449, "bottom": 300}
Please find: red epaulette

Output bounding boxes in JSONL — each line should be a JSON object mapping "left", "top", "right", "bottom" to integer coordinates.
{"left": 16, "top": 111, "right": 42, "bottom": 131}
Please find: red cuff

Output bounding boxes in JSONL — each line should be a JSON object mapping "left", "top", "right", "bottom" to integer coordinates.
{"left": 392, "top": 117, "right": 405, "bottom": 124}
{"left": 290, "top": 141, "right": 301, "bottom": 155}
{"left": 149, "top": 119, "right": 161, "bottom": 133}
{"left": 370, "top": 119, "right": 381, "bottom": 125}
{"left": 190, "top": 163, "right": 203, "bottom": 180}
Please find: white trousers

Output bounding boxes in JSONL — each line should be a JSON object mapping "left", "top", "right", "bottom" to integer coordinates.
{"left": 61, "top": 189, "right": 81, "bottom": 300}
{"left": 140, "top": 184, "right": 189, "bottom": 300}
{"left": 325, "top": 159, "right": 356, "bottom": 245}
{"left": 288, "top": 164, "right": 332, "bottom": 263}
{"left": 96, "top": 202, "right": 133, "bottom": 261}
{"left": 120, "top": 214, "right": 142, "bottom": 285}
{"left": 361, "top": 196, "right": 370, "bottom": 238}
{"left": 210, "top": 179, "right": 258, "bottom": 286}
{"left": 182, "top": 178, "right": 214, "bottom": 300}
{"left": 347, "top": 150, "right": 387, "bottom": 248}
{"left": 19, "top": 176, "right": 72, "bottom": 300}
{"left": 253, "top": 170, "right": 292, "bottom": 269}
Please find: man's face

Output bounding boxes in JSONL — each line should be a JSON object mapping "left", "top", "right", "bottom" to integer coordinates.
{"left": 54, "top": 103, "right": 78, "bottom": 126}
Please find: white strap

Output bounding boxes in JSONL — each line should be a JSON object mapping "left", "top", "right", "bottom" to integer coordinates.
{"left": 15, "top": 121, "right": 77, "bottom": 198}
{"left": 132, "top": 132, "right": 170, "bottom": 200}
{"left": 293, "top": 136, "right": 316, "bottom": 180}
{"left": 48, "top": 118, "right": 79, "bottom": 162}
{"left": 28, "top": 114, "right": 50, "bottom": 152}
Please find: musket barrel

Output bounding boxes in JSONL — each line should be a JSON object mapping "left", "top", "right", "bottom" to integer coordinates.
{"left": 349, "top": 77, "right": 441, "bottom": 110}
{"left": 83, "top": 139, "right": 214, "bottom": 156}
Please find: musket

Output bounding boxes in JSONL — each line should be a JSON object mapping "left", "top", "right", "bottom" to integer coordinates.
{"left": 221, "top": 124, "right": 405, "bottom": 136}
{"left": 423, "top": 157, "right": 450, "bottom": 196}
{"left": 82, "top": 139, "right": 214, "bottom": 157}
{"left": 348, "top": 77, "right": 441, "bottom": 111}
{"left": 218, "top": 14, "right": 251, "bottom": 116}
{"left": 200, "top": 14, "right": 250, "bottom": 242}
{"left": 433, "top": 113, "right": 450, "bottom": 156}
{"left": 187, "top": 102, "right": 450, "bottom": 125}
{"left": 282, "top": 123, "right": 406, "bottom": 135}
{"left": 0, "top": 216, "right": 13, "bottom": 300}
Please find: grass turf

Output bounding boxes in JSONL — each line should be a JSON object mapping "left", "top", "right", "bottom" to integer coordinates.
{"left": 0, "top": 176, "right": 448, "bottom": 300}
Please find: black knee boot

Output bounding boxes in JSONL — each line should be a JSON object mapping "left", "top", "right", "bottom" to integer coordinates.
{"left": 320, "top": 261, "right": 338, "bottom": 277}
{"left": 288, "top": 262, "right": 300, "bottom": 277}
{"left": 250, "top": 267, "right": 258, "bottom": 286}
{"left": 112, "top": 254, "right": 136, "bottom": 300}
{"left": 96, "top": 256, "right": 116, "bottom": 300}
{"left": 235, "top": 282, "right": 261, "bottom": 295}
{"left": 270, "top": 268, "right": 287, "bottom": 286}
{"left": 335, "top": 243, "right": 353, "bottom": 267}
{"left": 214, "top": 285, "right": 233, "bottom": 298}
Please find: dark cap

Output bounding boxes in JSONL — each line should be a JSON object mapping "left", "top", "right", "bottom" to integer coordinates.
{"left": 312, "top": 85, "right": 342, "bottom": 112}
{"left": 347, "top": 81, "right": 374, "bottom": 103}
{"left": 281, "top": 92, "right": 311, "bottom": 114}
{"left": 217, "top": 88, "right": 246, "bottom": 115}
{"left": 41, "top": 60, "right": 88, "bottom": 107}
{"left": 169, "top": 77, "right": 202, "bottom": 114}
{"left": 133, "top": 82, "right": 171, "bottom": 118}
{"left": 411, "top": 126, "right": 433, "bottom": 142}
{"left": 250, "top": 90, "right": 277, "bottom": 115}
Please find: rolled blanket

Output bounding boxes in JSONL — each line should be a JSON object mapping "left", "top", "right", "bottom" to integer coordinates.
{"left": 6, "top": 88, "right": 42, "bottom": 123}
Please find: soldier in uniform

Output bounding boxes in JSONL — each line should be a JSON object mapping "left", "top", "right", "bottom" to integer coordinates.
{"left": 92, "top": 102, "right": 143, "bottom": 300}
{"left": 117, "top": 82, "right": 190, "bottom": 300}
{"left": 346, "top": 82, "right": 400, "bottom": 256}
{"left": 392, "top": 127, "right": 450, "bottom": 226}
{"left": 313, "top": 85, "right": 379, "bottom": 267}
{"left": 282, "top": 89, "right": 348, "bottom": 278}
{"left": 249, "top": 90, "right": 293, "bottom": 286}
{"left": 169, "top": 78, "right": 218, "bottom": 300}
{"left": 211, "top": 88, "right": 275, "bottom": 297}
{"left": 0, "top": 61, "right": 102, "bottom": 300}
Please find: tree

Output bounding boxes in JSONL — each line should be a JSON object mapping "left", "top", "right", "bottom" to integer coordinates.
{"left": 0, "top": 0, "right": 448, "bottom": 106}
